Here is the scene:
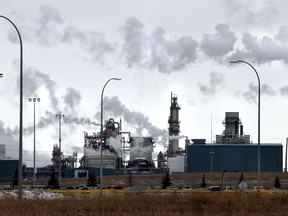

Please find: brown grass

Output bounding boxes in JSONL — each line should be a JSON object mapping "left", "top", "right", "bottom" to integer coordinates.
{"left": 0, "top": 192, "right": 288, "bottom": 216}
{"left": 1, "top": 172, "right": 287, "bottom": 215}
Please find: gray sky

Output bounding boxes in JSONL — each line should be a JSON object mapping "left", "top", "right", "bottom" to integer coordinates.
{"left": 0, "top": 0, "right": 288, "bottom": 167}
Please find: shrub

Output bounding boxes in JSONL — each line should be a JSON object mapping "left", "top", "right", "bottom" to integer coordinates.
{"left": 200, "top": 174, "right": 207, "bottom": 188}
{"left": 48, "top": 166, "right": 59, "bottom": 187}
{"left": 274, "top": 175, "right": 281, "bottom": 189}
{"left": 87, "top": 173, "right": 98, "bottom": 187}
{"left": 11, "top": 169, "right": 18, "bottom": 188}
{"left": 161, "top": 172, "right": 172, "bottom": 189}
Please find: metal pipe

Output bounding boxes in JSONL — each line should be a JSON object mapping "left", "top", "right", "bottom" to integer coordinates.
{"left": 230, "top": 60, "right": 261, "bottom": 192}
{"left": 0, "top": 15, "right": 23, "bottom": 200}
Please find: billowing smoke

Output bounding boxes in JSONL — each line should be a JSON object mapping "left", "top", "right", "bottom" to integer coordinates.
{"left": 9, "top": 5, "right": 115, "bottom": 62}
{"left": 222, "top": 0, "right": 279, "bottom": 29}
{"left": 149, "top": 28, "right": 199, "bottom": 72}
{"left": 97, "top": 96, "right": 168, "bottom": 146}
{"left": 119, "top": 18, "right": 288, "bottom": 68}
{"left": 121, "top": 17, "right": 199, "bottom": 73}
{"left": 6, "top": 4, "right": 288, "bottom": 71}
{"left": 23, "top": 110, "right": 100, "bottom": 136}
{"left": 280, "top": 86, "right": 288, "bottom": 97}
{"left": 227, "top": 26, "right": 288, "bottom": 64}
{"left": 235, "top": 83, "right": 283, "bottom": 103}
{"left": 36, "top": 5, "right": 64, "bottom": 46}
{"left": 240, "top": 83, "right": 258, "bottom": 103}
{"left": 200, "top": 23, "right": 237, "bottom": 59}
{"left": 0, "top": 120, "right": 18, "bottom": 158}
{"left": 242, "top": 33, "right": 288, "bottom": 63}
{"left": 63, "top": 88, "right": 81, "bottom": 113}
{"left": 0, "top": 121, "right": 41, "bottom": 165}
{"left": 199, "top": 71, "right": 225, "bottom": 96}
{"left": 62, "top": 26, "right": 115, "bottom": 62}
{"left": 276, "top": 25, "right": 288, "bottom": 43}
{"left": 108, "top": 136, "right": 122, "bottom": 156}
{"left": 23, "top": 67, "right": 59, "bottom": 110}
{"left": 20, "top": 65, "right": 99, "bottom": 135}
{"left": 63, "top": 114, "right": 100, "bottom": 127}
{"left": 261, "top": 84, "right": 276, "bottom": 96}
{"left": 24, "top": 67, "right": 97, "bottom": 128}
{"left": 120, "top": 17, "right": 146, "bottom": 67}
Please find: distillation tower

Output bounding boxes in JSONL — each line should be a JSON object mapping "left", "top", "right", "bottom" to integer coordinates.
{"left": 167, "top": 92, "right": 181, "bottom": 156}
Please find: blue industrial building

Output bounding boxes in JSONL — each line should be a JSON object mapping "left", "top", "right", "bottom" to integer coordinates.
{"left": 0, "top": 159, "right": 18, "bottom": 182}
{"left": 185, "top": 112, "right": 283, "bottom": 173}
{"left": 187, "top": 142, "right": 282, "bottom": 172}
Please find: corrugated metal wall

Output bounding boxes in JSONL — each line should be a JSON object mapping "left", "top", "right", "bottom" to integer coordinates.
{"left": 187, "top": 144, "right": 282, "bottom": 172}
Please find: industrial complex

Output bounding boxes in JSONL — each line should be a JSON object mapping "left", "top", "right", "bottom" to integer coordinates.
{"left": 74, "top": 92, "right": 283, "bottom": 176}
{"left": 0, "top": 92, "right": 283, "bottom": 181}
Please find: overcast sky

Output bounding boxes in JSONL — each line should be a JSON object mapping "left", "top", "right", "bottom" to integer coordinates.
{"left": 1, "top": 0, "right": 288, "bottom": 167}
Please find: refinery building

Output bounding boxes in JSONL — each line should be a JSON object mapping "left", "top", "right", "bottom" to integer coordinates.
{"left": 76, "top": 92, "right": 282, "bottom": 176}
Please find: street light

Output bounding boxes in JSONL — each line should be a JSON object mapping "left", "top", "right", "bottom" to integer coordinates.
{"left": 28, "top": 97, "right": 40, "bottom": 189}
{"left": 229, "top": 60, "right": 261, "bottom": 192}
{"left": 100, "top": 78, "right": 121, "bottom": 196}
{"left": 55, "top": 113, "right": 65, "bottom": 188}
{"left": 0, "top": 15, "right": 23, "bottom": 200}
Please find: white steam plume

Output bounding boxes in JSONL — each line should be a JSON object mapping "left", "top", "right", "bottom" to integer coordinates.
{"left": 200, "top": 23, "right": 237, "bottom": 59}
{"left": 96, "top": 96, "right": 168, "bottom": 146}
{"left": 169, "top": 135, "right": 187, "bottom": 141}
{"left": 199, "top": 71, "right": 225, "bottom": 96}
{"left": 121, "top": 17, "right": 199, "bottom": 73}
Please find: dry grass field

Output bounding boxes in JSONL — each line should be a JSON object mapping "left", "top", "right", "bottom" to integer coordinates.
{"left": 1, "top": 172, "right": 288, "bottom": 215}
{"left": 0, "top": 192, "right": 288, "bottom": 215}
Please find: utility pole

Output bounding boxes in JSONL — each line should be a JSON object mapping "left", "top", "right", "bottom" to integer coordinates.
{"left": 55, "top": 113, "right": 64, "bottom": 187}
{"left": 28, "top": 97, "right": 40, "bottom": 189}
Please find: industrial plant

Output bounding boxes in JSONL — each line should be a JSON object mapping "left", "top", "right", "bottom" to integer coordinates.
{"left": 79, "top": 118, "right": 156, "bottom": 175}
{"left": 0, "top": 92, "right": 283, "bottom": 181}
{"left": 74, "top": 92, "right": 283, "bottom": 176}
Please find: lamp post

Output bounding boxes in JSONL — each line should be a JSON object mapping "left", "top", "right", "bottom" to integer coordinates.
{"left": 55, "top": 113, "right": 64, "bottom": 188}
{"left": 100, "top": 78, "right": 121, "bottom": 196}
{"left": 229, "top": 60, "right": 261, "bottom": 192}
{"left": 0, "top": 15, "right": 23, "bottom": 200}
{"left": 28, "top": 97, "right": 40, "bottom": 189}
